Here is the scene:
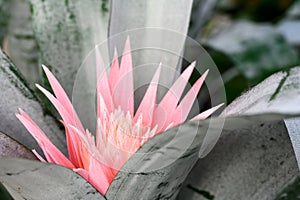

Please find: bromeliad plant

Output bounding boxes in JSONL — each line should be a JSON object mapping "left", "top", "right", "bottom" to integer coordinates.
{"left": 1, "top": 0, "right": 300, "bottom": 199}
{"left": 16, "top": 39, "right": 222, "bottom": 195}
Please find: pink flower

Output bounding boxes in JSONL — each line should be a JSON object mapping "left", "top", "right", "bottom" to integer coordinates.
{"left": 16, "top": 39, "right": 222, "bottom": 195}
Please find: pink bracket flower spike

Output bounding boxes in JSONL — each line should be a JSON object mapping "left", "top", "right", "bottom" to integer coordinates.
{"left": 16, "top": 39, "right": 223, "bottom": 195}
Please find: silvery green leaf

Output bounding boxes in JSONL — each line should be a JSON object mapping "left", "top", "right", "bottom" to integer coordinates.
{"left": 178, "top": 120, "right": 298, "bottom": 200}
{"left": 6, "top": 0, "right": 40, "bottom": 87}
{"left": 109, "top": 0, "right": 193, "bottom": 94}
{"left": 177, "top": 66, "right": 300, "bottom": 199}
{"left": 0, "top": 131, "right": 35, "bottom": 159}
{"left": 0, "top": 158, "right": 105, "bottom": 200}
{"left": 199, "top": 66, "right": 300, "bottom": 158}
{"left": 0, "top": 49, "right": 67, "bottom": 155}
{"left": 30, "top": 0, "right": 110, "bottom": 95}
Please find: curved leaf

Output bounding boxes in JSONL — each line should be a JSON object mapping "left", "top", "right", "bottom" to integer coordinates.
{"left": 0, "top": 131, "right": 35, "bottom": 159}
{"left": 178, "top": 120, "right": 298, "bottom": 200}
{"left": 0, "top": 49, "right": 67, "bottom": 155}
{"left": 0, "top": 158, "right": 105, "bottom": 200}
{"left": 177, "top": 66, "right": 300, "bottom": 199}
{"left": 199, "top": 66, "right": 300, "bottom": 158}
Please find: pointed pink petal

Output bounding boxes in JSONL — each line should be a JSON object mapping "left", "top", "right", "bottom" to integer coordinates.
{"left": 88, "top": 157, "right": 116, "bottom": 195}
{"left": 64, "top": 124, "right": 84, "bottom": 168}
{"left": 134, "top": 64, "right": 161, "bottom": 126}
{"left": 36, "top": 84, "right": 84, "bottom": 168}
{"left": 191, "top": 103, "right": 224, "bottom": 121}
{"left": 16, "top": 111, "right": 74, "bottom": 169}
{"left": 112, "top": 37, "right": 134, "bottom": 116}
{"left": 151, "top": 62, "right": 196, "bottom": 132}
{"left": 42, "top": 65, "right": 84, "bottom": 132}
{"left": 37, "top": 84, "right": 73, "bottom": 124}
{"left": 42, "top": 65, "right": 72, "bottom": 114}
{"left": 97, "top": 93, "right": 109, "bottom": 124}
{"left": 171, "top": 70, "right": 209, "bottom": 126}
{"left": 108, "top": 48, "right": 120, "bottom": 93}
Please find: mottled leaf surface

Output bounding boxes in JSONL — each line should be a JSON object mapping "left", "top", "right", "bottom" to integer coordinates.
{"left": 199, "top": 66, "right": 300, "bottom": 158}
{"left": 0, "top": 49, "right": 66, "bottom": 155}
{"left": 30, "top": 0, "right": 110, "bottom": 95}
{"left": 178, "top": 120, "right": 298, "bottom": 200}
{"left": 0, "top": 158, "right": 105, "bottom": 200}
{"left": 177, "top": 67, "right": 300, "bottom": 199}
{"left": 0, "top": 131, "right": 35, "bottom": 159}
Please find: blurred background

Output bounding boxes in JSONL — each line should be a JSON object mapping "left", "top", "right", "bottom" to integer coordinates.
{"left": 188, "top": 0, "right": 300, "bottom": 103}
